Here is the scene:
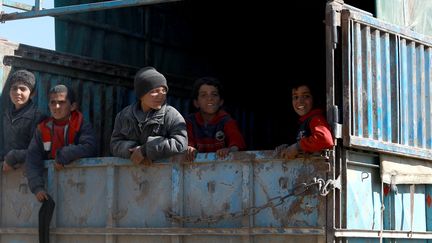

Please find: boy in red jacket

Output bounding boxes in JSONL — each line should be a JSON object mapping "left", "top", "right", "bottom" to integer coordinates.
{"left": 275, "top": 83, "right": 334, "bottom": 160}
{"left": 185, "top": 77, "right": 246, "bottom": 161}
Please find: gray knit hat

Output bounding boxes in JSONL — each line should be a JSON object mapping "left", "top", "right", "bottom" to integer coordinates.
{"left": 9, "top": 69, "right": 36, "bottom": 93}
{"left": 134, "top": 66, "right": 168, "bottom": 98}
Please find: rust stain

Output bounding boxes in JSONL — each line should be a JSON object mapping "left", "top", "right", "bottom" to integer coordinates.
{"left": 66, "top": 178, "right": 86, "bottom": 194}
{"left": 78, "top": 215, "right": 88, "bottom": 225}
{"left": 254, "top": 159, "right": 327, "bottom": 226}
{"left": 230, "top": 151, "right": 257, "bottom": 161}
{"left": 135, "top": 180, "right": 149, "bottom": 202}
{"left": 113, "top": 208, "right": 128, "bottom": 221}
{"left": 427, "top": 194, "right": 432, "bottom": 208}
{"left": 12, "top": 199, "right": 32, "bottom": 221}
{"left": 279, "top": 177, "right": 288, "bottom": 189}
{"left": 281, "top": 162, "right": 289, "bottom": 172}
{"left": 130, "top": 170, "right": 150, "bottom": 203}
{"left": 222, "top": 202, "right": 230, "bottom": 211}
{"left": 207, "top": 181, "right": 216, "bottom": 193}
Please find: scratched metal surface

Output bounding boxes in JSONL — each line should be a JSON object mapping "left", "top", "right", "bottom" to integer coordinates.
{"left": 0, "top": 152, "right": 329, "bottom": 242}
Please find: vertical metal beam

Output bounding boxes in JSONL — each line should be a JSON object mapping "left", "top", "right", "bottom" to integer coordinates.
{"left": 325, "top": 2, "right": 340, "bottom": 243}
{"left": 171, "top": 162, "right": 184, "bottom": 243}
{"left": 106, "top": 165, "right": 116, "bottom": 243}
{"left": 35, "top": 0, "right": 42, "bottom": 11}
{"left": 241, "top": 162, "right": 252, "bottom": 243}
{"left": 47, "top": 161, "right": 58, "bottom": 242}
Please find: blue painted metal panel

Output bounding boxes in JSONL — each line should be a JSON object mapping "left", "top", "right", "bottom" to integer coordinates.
{"left": 383, "top": 184, "right": 427, "bottom": 232}
{"left": 345, "top": 150, "right": 431, "bottom": 240}
{"left": 343, "top": 10, "right": 432, "bottom": 160}
{"left": 346, "top": 152, "right": 382, "bottom": 230}
{"left": 253, "top": 161, "right": 326, "bottom": 228}
{"left": 0, "top": 152, "right": 328, "bottom": 242}
{"left": 392, "top": 185, "right": 426, "bottom": 231}
{"left": 183, "top": 162, "right": 243, "bottom": 228}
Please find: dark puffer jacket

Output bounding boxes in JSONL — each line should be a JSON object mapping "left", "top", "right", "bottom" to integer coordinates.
{"left": 0, "top": 100, "right": 46, "bottom": 168}
{"left": 110, "top": 102, "right": 187, "bottom": 161}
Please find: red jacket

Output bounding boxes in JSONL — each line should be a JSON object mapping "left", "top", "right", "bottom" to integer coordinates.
{"left": 186, "top": 110, "right": 246, "bottom": 152}
{"left": 297, "top": 109, "right": 334, "bottom": 152}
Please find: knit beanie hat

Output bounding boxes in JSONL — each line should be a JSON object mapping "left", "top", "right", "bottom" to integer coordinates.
{"left": 134, "top": 67, "right": 168, "bottom": 98}
{"left": 9, "top": 69, "right": 36, "bottom": 93}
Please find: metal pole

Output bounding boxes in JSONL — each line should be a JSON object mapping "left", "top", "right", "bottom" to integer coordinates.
{"left": 2, "top": 0, "right": 33, "bottom": 11}
{"left": 35, "top": 0, "right": 42, "bottom": 11}
{"left": 0, "top": 0, "right": 181, "bottom": 22}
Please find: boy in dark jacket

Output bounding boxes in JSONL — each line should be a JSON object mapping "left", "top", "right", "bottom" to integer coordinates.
{"left": 110, "top": 66, "right": 187, "bottom": 164}
{"left": 185, "top": 77, "right": 246, "bottom": 161}
{"left": 26, "top": 84, "right": 97, "bottom": 202}
{"left": 275, "top": 83, "right": 334, "bottom": 160}
{"left": 1, "top": 69, "right": 46, "bottom": 172}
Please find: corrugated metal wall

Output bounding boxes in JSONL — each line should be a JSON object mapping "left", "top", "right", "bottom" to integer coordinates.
{"left": 331, "top": 4, "right": 432, "bottom": 241}
{"left": 54, "top": 0, "right": 205, "bottom": 97}
{"left": 341, "top": 9, "right": 432, "bottom": 160}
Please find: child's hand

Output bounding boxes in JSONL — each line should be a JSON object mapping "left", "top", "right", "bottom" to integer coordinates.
{"left": 129, "top": 146, "right": 151, "bottom": 166}
{"left": 185, "top": 146, "right": 197, "bottom": 162}
{"left": 2, "top": 162, "right": 13, "bottom": 172}
{"left": 54, "top": 161, "right": 65, "bottom": 171}
{"left": 280, "top": 144, "right": 299, "bottom": 160}
{"left": 274, "top": 144, "right": 289, "bottom": 156}
{"left": 216, "top": 148, "right": 230, "bottom": 159}
{"left": 36, "top": 190, "right": 49, "bottom": 202}
{"left": 216, "top": 146, "right": 238, "bottom": 159}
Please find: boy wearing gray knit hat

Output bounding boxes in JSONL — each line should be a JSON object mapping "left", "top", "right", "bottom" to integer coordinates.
{"left": 111, "top": 66, "right": 187, "bottom": 165}
{"left": 1, "top": 69, "right": 46, "bottom": 172}
{"left": 134, "top": 66, "right": 169, "bottom": 99}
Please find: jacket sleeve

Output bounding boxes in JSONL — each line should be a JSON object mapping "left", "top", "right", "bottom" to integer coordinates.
{"left": 55, "top": 121, "right": 98, "bottom": 165}
{"left": 25, "top": 129, "right": 47, "bottom": 194}
{"left": 110, "top": 112, "right": 138, "bottom": 158}
{"left": 299, "top": 115, "right": 334, "bottom": 153}
{"left": 224, "top": 119, "right": 247, "bottom": 150}
{"left": 5, "top": 111, "right": 48, "bottom": 168}
{"left": 145, "top": 108, "right": 188, "bottom": 161}
{"left": 4, "top": 149, "right": 27, "bottom": 168}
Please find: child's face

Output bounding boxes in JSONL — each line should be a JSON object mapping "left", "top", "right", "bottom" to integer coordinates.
{"left": 9, "top": 83, "right": 32, "bottom": 109}
{"left": 292, "top": 85, "right": 313, "bottom": 116}
{"left": 49, "top": 92, "right": 76, "bottom": 121}
{"left": 194, "top": 84, "right": 223, "bottom": 116}
{"left": 140, "top": 86, "right": 167, "bottom": 111}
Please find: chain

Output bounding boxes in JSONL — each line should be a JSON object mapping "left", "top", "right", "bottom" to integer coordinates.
{"left": 166, "top": 179, "right": 327, "bottom": 224}
{"left": 314, "top": 176, "right": 340, "bottom": 196}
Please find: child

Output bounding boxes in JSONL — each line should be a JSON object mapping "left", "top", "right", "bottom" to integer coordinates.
{"left": 26, "top": 84, "right": 97, "bottom": 202}
{"left": 185, "top": 77, "right": 246, "bottom": 161}
{"left": 1, "top": 69, "right": 46, "bottom": 172}
{"left": 275, "top": 83, "right": 333, "bottom": 160}
{"left": 110, "top": 66, "right": 187, "bottom": 164}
